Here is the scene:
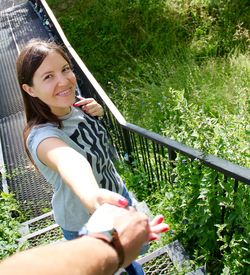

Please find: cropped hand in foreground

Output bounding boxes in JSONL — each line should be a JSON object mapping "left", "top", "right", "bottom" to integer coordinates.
{"left": 86, "top": 203, "right": 170, "bottom": 267}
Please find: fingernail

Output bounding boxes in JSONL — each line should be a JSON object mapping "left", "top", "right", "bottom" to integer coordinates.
{"left": 73, "top": 103, "right": 79, "bottom": 107}
{"left": 118, "top": 197, "right": 128, "bottom": 207}
{"left": 161, "top": 225, "right": 170, "bottom": 233}
{"left": 150, "top": 236, "right": 158, "bottom": 241}
{"left": 156, "top": 215, "right": 164, "bottom": 224}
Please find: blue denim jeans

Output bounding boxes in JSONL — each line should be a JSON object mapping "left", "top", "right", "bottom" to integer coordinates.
{"left": 121, "top": 187, "right": 133, "bottom": 206}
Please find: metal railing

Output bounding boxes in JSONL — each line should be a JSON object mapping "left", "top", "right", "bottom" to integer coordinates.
{"left": 107, "top": 115, "right": 250, "bottom": 185}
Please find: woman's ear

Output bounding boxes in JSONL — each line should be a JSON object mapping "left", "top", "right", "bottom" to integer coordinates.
{"left": 22, "top": 84, "right": 37, "bottom": 97}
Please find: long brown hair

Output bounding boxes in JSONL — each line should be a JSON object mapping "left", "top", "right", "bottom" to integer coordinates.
{"left": 16, "top": 39, "right": 73, "bottom": 164}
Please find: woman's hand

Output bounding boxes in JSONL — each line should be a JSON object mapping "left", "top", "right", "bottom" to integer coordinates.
{"left": 93, "top": 188, "right": 129, "bottom": 210}
{"left": 148, "top": 214, "right": 170, "bottom": 241}
{"left": 91, "top": 190, "right": 170, "bottom": 241}
{"left": 73, "top": 96, "right": 104, "bottom": 117}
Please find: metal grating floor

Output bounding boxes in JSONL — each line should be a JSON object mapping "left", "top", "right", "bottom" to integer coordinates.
{"left": 0, "top": 1, "right": 49, "bottom": 119}
{"left": 0, "top": 1, "right": 52, "bottom": 217}
{"left": 0, "top": 0, "right": 25, "bottom": 11}
{"left": 0, "top": 111, "right": 53, "bottom": 218}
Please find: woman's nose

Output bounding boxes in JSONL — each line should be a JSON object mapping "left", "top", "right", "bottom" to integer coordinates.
{"left": 57, "top": 73, "right": 68, "bottom": 85}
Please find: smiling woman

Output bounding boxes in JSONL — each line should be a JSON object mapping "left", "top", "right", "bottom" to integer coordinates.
{"left": 15, "top": 39, "right": 154, "bottom": 274}
{"left": 16, "top": 38, "right": 129, "bottom": 229}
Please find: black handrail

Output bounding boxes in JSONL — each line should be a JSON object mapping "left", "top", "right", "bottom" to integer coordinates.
{"left": 123, "top": 122, "right": 250, "bottom": 185}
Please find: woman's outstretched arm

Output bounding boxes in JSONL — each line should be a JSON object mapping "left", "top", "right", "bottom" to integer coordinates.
{"left": 37, "top": 137, "right": 128, "bottom": 213}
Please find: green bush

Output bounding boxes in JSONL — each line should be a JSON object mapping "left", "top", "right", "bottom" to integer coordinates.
{"left": 163, "top": 158, "right": 250, "bottom": 274}
{"left": 0, "top": 192, "right": 26, "bottom": 260}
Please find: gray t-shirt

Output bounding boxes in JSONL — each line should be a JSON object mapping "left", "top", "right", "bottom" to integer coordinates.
{"left": 27, "top": 107, "right": 125, "bottom": 231}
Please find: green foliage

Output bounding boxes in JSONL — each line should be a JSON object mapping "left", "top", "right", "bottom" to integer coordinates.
{"left": 116, "top": 161, "right": 146, "bottom": 200}
{"left": 169, "top": 158, "right": 249, "bottom": 274}
{"left": 161, "top": 89, "right": 249, "bottom": 167}
{"left": 46, "top": 0, "right": 250, "bottom": 273}
{"left": 110, "top": 52, "right": 250, "bottom": 126}
{"left": 122, "top": 154, "right": 250, "bottom": 274}
{"left": 47, "top": 0, "right": 250, "bottom": 86}
{"left": 178, "top": 0, "right": 250, "bottom": 58}
{"left": 112, "top": 84, "right": 249, "bottom": 166}
{"left": 0, "top": 192, "right": 27, "bottom": 260}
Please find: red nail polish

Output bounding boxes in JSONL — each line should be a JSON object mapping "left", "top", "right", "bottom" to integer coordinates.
{"left": 150, "top": 236, "right": 158, "bottom": 241}
{"left": 118, "top": 198, "right": 128, "bottom": 207}
{"left": 161, "top": 225, "right": 170, "bottom": 233}
{"left": 156, "top": 215, "right": 164, "bottom": 224}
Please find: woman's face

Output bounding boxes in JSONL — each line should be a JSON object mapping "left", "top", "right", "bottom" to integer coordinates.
{"left": 23, "top": 50, "right": 77, "bottom": 116}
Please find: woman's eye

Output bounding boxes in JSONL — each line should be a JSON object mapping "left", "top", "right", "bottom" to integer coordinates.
{"left": 44, "top": 74, "right": 53, "bottom": 80}
{"left": 63, "top": 66, "right": 71, "bottom": 72}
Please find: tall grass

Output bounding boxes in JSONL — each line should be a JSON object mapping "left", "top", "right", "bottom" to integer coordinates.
{"left": 47, "top": 0, "right": 250, "bottom": 125}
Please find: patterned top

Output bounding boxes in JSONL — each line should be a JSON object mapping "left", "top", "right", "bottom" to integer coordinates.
{"left": 27, "top": 107, "right": 125, "bottom": 231}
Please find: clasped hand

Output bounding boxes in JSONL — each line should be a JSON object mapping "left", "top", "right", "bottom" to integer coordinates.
{"left": 86, "top": 203, "right": 170, "bottom": 268}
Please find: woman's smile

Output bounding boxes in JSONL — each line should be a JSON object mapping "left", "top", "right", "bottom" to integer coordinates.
{"left": 56, "top": 88, "right": 73, "bottom": 97}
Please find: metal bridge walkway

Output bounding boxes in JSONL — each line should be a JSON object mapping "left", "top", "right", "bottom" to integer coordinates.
{"left": 0, "top": 0, "right": 53, "bottom": 217}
